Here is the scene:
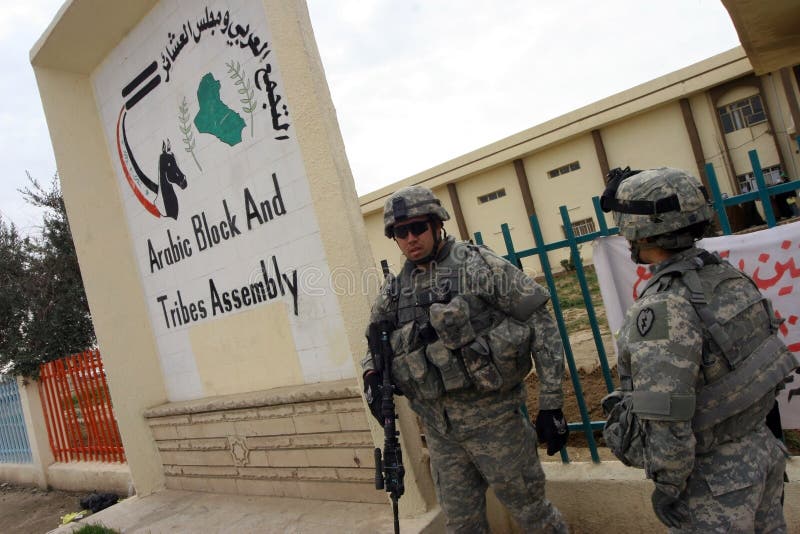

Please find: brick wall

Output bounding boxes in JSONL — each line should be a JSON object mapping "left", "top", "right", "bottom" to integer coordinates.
{"left": 144, "top": 379, "right": 385, "bottom": 503}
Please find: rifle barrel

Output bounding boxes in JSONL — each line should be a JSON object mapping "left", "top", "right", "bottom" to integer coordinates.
{"left": 374, "top": 448, "right": 384, "bottom": 489}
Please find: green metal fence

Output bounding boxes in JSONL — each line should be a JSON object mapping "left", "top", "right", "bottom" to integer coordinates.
{"left": 472, "top": 147, "right": 799, "bottom": 463}
{"left": 379, "top": 146, "right": 798, "bottom": 463}
{"left": 475, "top": 198, "right": 616, "bottom": 463}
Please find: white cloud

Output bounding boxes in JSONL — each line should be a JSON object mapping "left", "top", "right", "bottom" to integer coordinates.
{"left": 0, "top": 1, "right": 60, "bottom": 42}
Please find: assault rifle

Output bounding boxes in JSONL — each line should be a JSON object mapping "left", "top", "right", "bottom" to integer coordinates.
{"left": 369, "top": 260, "right": 405, "bottom": 533}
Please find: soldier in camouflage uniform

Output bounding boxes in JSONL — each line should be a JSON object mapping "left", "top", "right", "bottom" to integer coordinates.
{"left": 362, "top": 185, "right": 569, "bottom": 533}
{"left": 599, "top": 167, "right": 798, "bottom": 532}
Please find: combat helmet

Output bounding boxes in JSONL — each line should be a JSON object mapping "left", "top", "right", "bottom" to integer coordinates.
{"left": 601, "top": 167, "right": 713, "bottom": 248}
{"left": 383, "top": 185, "right": 450, "bottom": 238}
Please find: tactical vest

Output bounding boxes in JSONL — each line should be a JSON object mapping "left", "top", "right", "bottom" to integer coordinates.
{"left": 387, "top": 240, "right": 533, "bottom": 400}
{"left": 636, "top": 250, "right": 797, "bottom": 433}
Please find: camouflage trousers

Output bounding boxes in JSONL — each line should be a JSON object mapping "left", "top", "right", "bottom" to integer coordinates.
{"left": 669, "top": 427, "right": 787, "bottom": 533}
{"left": 424, "top": 407, "right": 567, "bottom": 533}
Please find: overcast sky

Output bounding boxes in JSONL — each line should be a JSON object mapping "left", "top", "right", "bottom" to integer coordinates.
{"left": 1, "top": 0, "right": 740, "bottom": 235}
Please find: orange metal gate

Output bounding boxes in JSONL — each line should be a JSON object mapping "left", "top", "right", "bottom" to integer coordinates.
{"left": 39, "top": 350, "right": 125, "bottom": 463}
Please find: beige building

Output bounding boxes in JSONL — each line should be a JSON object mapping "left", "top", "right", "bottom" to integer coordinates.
{"left": 360, "top": 47, "right": 800, "bottom": 274}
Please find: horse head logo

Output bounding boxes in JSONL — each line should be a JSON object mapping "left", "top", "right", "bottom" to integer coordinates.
{"left": 116, "top": 107, "right": 189, "bottom": 220}
{"left": 158, "top": 140, "right": 187, "bottom": 219}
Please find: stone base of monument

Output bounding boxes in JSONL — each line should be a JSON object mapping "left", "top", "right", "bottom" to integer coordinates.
{"left": 144, "top": 379, "right": 385, "bottom": 504}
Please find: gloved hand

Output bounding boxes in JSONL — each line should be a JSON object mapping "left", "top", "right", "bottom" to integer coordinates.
{"left": 651, "top": 488, "right": 689, "bottom": 528}
{"left": 363, "top": 371, "right": 383, "bottom": 423}
{"left": 601, "top": 390, "right": 624, "bottom": 416}
{"left": 535, "top": 409, "right": 569, "bottom": 456}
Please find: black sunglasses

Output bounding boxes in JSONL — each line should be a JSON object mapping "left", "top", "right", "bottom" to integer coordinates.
{"left": 393, "top": 220, "right": 430, "bottom": 239}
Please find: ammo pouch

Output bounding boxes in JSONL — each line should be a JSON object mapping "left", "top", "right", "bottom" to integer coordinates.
{"left": 390, "top": 322, "right": 444, "bottom": 401}
{"left": 486, "top": 316, "right": 533, "bottom": 391}
{"left": 430, "top": 296, "right": 533, "bottom": 393}
{"left": 426, "top": 340, "right": 470, "bottom": 392}
{"left": 602, "top": 393, "right": 645, "bottom": 468}
{"left": 458, "top": 316, "right": 533, "bottom": 394}
{"left": 461, "top": 337, "right": 503, "bottom": 392}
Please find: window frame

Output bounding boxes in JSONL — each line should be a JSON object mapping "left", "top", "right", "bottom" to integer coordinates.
{"left": 718, "top": 94, "right": 767, "bottom": 134}
{"left": 735, "top": 164, "right": 782, "bottom": 192}
{"left": 562, "top": 217, "right": 596, "bottom": 238}
{"left": 547, "top": 160, "right": 581, "bottom": 179}
{"left": 477, "top": 188, "right": 507, "bottom": 204}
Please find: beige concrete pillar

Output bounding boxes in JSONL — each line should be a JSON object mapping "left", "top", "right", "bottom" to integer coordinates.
{"left": 31, "top": 1, "right": 182, "bottom": 497}
{"left": 11, "top": 378, "right": 53, "bottom": 488}
{"left": 31, "top": 65, "right": 168, "bottom": 497}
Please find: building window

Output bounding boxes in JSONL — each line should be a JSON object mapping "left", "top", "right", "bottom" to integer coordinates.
{"left": 563, "top": 217, "right": 596, "bottom": 238}
{"left": 477, "top": 188, "right": 506, "bottom": 204}
{"left": 736, "top": 165, "right": 782, "bottom": 192}
{"left": 548, "top": 161, "right": 580, "bottom": 179}
{"left": 718, "top": 94, "right": 767, "bottom": 134}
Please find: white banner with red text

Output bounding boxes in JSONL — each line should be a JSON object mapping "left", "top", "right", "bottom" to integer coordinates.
{"left": 592, "top": 221, "right": 800, "bottom": 429}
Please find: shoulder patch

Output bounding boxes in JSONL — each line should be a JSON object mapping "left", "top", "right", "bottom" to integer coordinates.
{"left": 627, "top": 299, "right": 669, "bottom": 342}
{"left": 636, "top": 308, "right": 655, "bottom": 336}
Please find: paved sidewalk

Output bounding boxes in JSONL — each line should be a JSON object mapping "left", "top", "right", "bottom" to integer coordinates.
{"left": 48, "top": 489, "right": 439, "bottom": 533}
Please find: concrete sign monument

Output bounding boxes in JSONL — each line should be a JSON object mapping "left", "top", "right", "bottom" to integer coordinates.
{"left": 32, "top": 0, "right": 434, "bottom": 514}
{"left": 93, "top": 2, "right": 351, "bottom": 400}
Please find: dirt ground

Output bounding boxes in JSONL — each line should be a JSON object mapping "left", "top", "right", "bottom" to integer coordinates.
{"left": 0, "top": 483, "right": 87, "bottom": 534}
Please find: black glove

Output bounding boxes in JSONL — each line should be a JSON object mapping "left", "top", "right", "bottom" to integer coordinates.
{"left": 651, "top": 488, "right": 689, "bottom": 529}
{"left": 363, "top": 371, "right": 383, "bottom": 423}
{"left": 535, "top": 409, "right": 569, "bottom": 456}
{"left": 601, "top": 391, "right": 624, "bottom": 416}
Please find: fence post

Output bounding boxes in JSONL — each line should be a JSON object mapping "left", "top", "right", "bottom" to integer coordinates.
{"left": 705, "top": 163, "right": 732, "bottom": 235}
{"left": 528, "top": 212, "right": 600, "bottom": 463}
{"left": 592, "top": 197, "right": 611, "bottom": 236}
{"left": 749, "top": 150, "right": 777, "bottom": 227}
{"left": 16, "top": 377, "right": 55, "bottom": 489}
{"left": 500, "top": 224, "right": 522, "bottom": 268}
{"left": 559, "top": 206, "right": 614, "bottom": 393}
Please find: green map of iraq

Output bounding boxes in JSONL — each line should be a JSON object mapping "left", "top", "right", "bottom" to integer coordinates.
{"left": 194, "top": 73, "right": 246, "bottom": 146}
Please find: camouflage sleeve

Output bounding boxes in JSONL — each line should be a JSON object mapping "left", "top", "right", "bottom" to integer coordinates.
{"left": 643, "top": 421, "right": 697, "bottom": 497}
{"left": 529, "top": 306, "right": 565, "bottom": 409}
{"left": 471, "top": 246, "right": 564, "bottom": 408}
{"left": 623, "top": 291, "right": 703, "bottom": 497}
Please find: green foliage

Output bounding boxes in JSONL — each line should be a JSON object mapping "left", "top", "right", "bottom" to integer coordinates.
{"left": 559, "top": 245, "right": 582, "bottom": 272}
{"left": 559, "top": 258, "right": 575, "bottom": 272}
{"left": 72, "top": 525, "right": 120, "bottom": 534}
{"left": 0, "top": 216, "right": 29, "bottom": 372}
{"left": 0, "top": 173, "right": 96, "bottom": 377}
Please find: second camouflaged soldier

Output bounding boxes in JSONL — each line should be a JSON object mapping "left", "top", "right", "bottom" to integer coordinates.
{"left": 362, "top": 186, "right": 569, "bottom": 533}
{"left": 600, "top": 167, "right": 798, "bottom": 532}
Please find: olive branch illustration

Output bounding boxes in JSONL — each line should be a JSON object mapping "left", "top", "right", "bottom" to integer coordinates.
{"left": 178, "top": 96, "right": 202, "bottom": 172}
{"left": 226, "top": 60, "right": 257, "bottom": 137}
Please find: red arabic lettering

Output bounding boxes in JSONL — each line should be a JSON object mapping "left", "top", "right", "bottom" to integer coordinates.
{"left": 632, "top": 265, "right": 652, "bottom": 299}
{"left": 751, "top": 257, "right": 800, "bottom": 290}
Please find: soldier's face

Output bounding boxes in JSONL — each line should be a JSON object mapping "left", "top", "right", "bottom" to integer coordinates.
{"left": 394, "top": 216, "right": 436, "bottom": 262}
